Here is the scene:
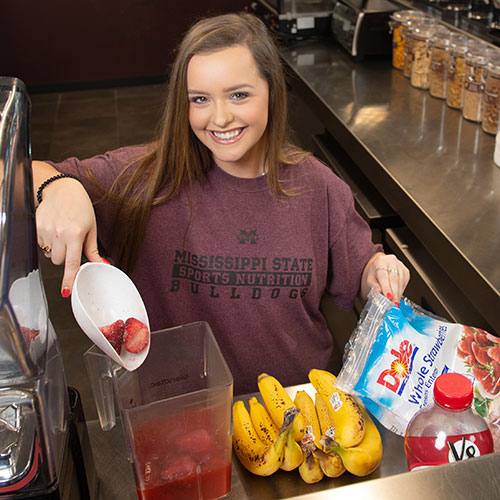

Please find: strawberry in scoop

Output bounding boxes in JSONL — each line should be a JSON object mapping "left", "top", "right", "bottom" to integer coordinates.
{"left": 124, "top": 317, "right": 149, "bottom": 354}
{"left": 99, "top": 319, "right": 125, "bottom": 354}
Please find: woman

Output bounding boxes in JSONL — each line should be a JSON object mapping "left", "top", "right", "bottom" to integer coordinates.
{"left": 33, "top": 12, "right": 409, "bottom": 394}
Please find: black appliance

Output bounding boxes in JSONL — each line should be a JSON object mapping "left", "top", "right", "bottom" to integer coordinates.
{"left": 331, "top": 0, "right": 401, "bottom": 58}
{"left": 255, "top": 0, "right": 335, "bottom": 36}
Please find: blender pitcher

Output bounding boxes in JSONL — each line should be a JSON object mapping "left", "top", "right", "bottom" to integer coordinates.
{"left": 84, "top": 321, "right": 233, "bottom": 500}
{"left": 0, "top": 77, "right": 70, "bottom": 498}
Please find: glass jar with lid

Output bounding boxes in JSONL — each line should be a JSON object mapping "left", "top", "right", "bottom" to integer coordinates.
{"left": 403, "top": 18, "right": 440, "bottom": 78}
{"left": 446, "top": 36, "right": 473, "bottom": 109}
{"left": 463, "top": 47, "right": 491, "bottom": 122}
{"left": 389, "top": 10, "right": 427, "bottom": 70}
{"left": 411, "top": 25, "right": 447, "bottom": 90}
{"left": 482, "top": 53, "right": 500, "bottom": 134}
{"left": 429, "top": 31, "right": 456, "bottom": 98}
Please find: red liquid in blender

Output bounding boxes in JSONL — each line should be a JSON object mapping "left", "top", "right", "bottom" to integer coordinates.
{"left": 136, "top": 464, "right": 231, "bottom": 500}
{"left": 133, "top": 407, "right": 231, "bottom": 500}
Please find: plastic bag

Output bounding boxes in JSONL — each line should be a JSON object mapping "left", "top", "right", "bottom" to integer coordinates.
{"left": 336, "top": 290, "right": 500, "bottom": 450}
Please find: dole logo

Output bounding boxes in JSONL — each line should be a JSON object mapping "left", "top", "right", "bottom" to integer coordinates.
{"left": 376, "top": 340, "right": 414, "bottom": 394}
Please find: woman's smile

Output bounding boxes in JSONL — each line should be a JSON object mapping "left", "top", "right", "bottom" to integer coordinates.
{"left": 210, "top": 127, "right": 247, "bottom": 143}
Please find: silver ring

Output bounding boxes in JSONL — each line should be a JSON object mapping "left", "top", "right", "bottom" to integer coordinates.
{"left": 389, "top": 268, "right": 399, "bottom": 275}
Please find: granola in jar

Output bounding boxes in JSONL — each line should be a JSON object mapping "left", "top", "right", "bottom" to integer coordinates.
{"left": 429, "top": 32, "right": 454, "bottom": 99}
{"left": 411, "top": 25, "right": 448, "bottom": 90}
{"left": 389, "top": 10, "right": 427, "bottom": 70}
{"left": 482, "top": 54, "right": 500, "bottom": 134}
{"left": 446, "top": 36, "right": 473, "bottom": 109}
{"left": 463, "top": 47, "right": 491, "bottom": 122}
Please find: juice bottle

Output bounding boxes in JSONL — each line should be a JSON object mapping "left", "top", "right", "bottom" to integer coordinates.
{"left": 404, "top": 372, "right": 493, "bottom": 471}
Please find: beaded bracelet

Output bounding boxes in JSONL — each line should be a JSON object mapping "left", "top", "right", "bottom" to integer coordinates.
{"left": 36, "top": 173, "right": 80, "bottom": 206}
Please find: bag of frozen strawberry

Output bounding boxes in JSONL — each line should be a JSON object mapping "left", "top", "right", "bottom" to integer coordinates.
{"left": 336, "top": 290, "right": 500, "bottom": 451}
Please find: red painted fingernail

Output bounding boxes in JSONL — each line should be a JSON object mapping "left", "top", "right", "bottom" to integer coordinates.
{"left": 396, "top": 301, "right": 400, "bottom": 308}
{"left": 102, "top": 258, "right": 110, "bottom": 265}
{"left": 61, "top": 287, "right": 70, "bottom": 298}
{"left": 386, "top": 292, "right": 393, "bottom": 301}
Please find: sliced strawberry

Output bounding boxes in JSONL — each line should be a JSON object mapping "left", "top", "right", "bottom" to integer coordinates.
{"left": 124, "top": 317, "right": 149, "bottom": 354}
{"left": 489, "top": 346, "right": 500, "bottom": 365}
{"left": 486, "top": 332, "right": 500, "bottom": 345}
{"left": 99, "top": 319, "right": 125, "bottom": 354}
{"left": 161, "top": 455, "right": 196, "bottom": 481}
{"left": 458, "top": 335, "right": 474, "bottom": 356}
{"left": 472, "top": 342, "right": 492, "bottom": 366}
{"left": 491, "top": 360, "right": 500, "bottom": 387}
{"left": 21, "top": 326, "right": 40, "bottom": 348}
{"left": 176, "top": 428, "right": 214, "bottom": 460}
{"left": 473, "top": 366, "right": 496, "bottom": 395}
{"left": 465, "top": 355, "right": 475, "bottom": 367}
{"left": 474, "top": 332, "right": 493, "bottom": 346}
{"left": 463, "top": 325, "right": 476, "bottom": 337}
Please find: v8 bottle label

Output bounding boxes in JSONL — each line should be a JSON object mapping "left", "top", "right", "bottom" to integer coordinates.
{"left": 405, "top": 430, "right": 494, "bottom": 471}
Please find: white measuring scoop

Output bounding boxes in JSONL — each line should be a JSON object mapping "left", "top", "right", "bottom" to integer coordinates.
{"left": 71, "top": 262, "right": 150, "bottom": 371}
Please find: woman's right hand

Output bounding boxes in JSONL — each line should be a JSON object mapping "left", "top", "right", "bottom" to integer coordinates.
{"left": 33, "top": 161, "right": 105, "bottom": 297}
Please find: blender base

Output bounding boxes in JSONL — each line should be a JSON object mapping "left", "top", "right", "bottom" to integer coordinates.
{"left": 11, "top": 387, "right": 99, "bottom": 500}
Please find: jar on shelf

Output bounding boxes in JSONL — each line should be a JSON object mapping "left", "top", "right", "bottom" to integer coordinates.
{"left": 482, "top": 54, "right": 500, "bottom": 134}
{"left": 429, "top": 31, "right": 454, "bottom": 98}
{"left": 411, "top": 26, "right": 446, "bottom": 90}
{"left": 463, "top": 47, "right": 491, "bottom": 122}
{"left": 446, "top": 36, "right": 473, "bottom": 109}
{"left": 389, "top": 10, "right": 427, "bottom": 70}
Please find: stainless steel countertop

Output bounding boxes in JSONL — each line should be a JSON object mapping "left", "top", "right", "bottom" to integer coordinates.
{"left": 87, "top": 384, "right": 500, "bottom": 499}
{"left": 279, "top": 40, "right": 500, "bottom": 333}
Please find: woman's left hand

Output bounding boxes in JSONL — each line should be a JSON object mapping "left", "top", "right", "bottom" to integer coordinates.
{"left": 360, "top": 252, "right": 410, "bottom": 303}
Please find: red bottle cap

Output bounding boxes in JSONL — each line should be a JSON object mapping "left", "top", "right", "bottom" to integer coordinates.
{"left": 434, "top": 373, "right": 473, "bottom": 409}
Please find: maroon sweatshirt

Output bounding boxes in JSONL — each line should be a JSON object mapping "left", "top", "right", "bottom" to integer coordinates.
{"left": 50, "top": 146, "right": 382, "bottom": 394}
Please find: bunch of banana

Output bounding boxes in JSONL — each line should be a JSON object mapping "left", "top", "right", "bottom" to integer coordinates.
{"left": 309, "top": 369, "right": 365, "bottom": 448}
{"left": 257, "top": 373, "right": 306, "bottom": 442}
{"left": 310, "top": 369, "right": 383, "bottom": 477}
{"left": 232, "top": 369, "right": 382, "bottom": 481}
{"left": 232, "top": 400, "right": 298, "bottom": 476}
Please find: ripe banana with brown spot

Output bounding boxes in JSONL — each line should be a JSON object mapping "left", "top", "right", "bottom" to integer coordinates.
{"left": 312, "top": 448, "right": 345, "bottom": 478}
{"left": 280, "top": 428, "right": 303, "bottom": 471}
{"left": 313, "top": 392, "right": 346, "bottom": 477}
{"left": 232, "top": 401, "right": 297, "bottom": 476}
{"left": 249, "top": 397, "right": 279, "bottom": 446}
{"left": 314, "top": 392, "right": 339, "bottom": 446}
{"left": 294, "top": 390, "right": 322, "bottom": 449}
{"left": 321, "top": 406, "right": 383, "bottom": 477}
{"left": 309, "top": 369, "right": 365, "bottom": 448}
{"left": 293, "top": 390, "right": 324, "bottom": 483}
{"left": 298, "top": 440, "right": 324, "bottom": 483}
{"left": 257, "top": 373, "right": 305, "bottom": 442}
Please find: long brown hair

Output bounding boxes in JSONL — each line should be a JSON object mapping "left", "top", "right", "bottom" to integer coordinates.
{"left": 103, "top": 12, "right": 307, "bottom": 271}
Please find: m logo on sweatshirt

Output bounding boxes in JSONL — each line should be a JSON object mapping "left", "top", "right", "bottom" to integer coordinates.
{"left": 239, "top": 230, "right": 258, "bottom": 244}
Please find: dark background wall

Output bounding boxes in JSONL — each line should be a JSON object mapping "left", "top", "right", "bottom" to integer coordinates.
{"left": 3, "top": 0, "right": 248, "bottom": 90}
